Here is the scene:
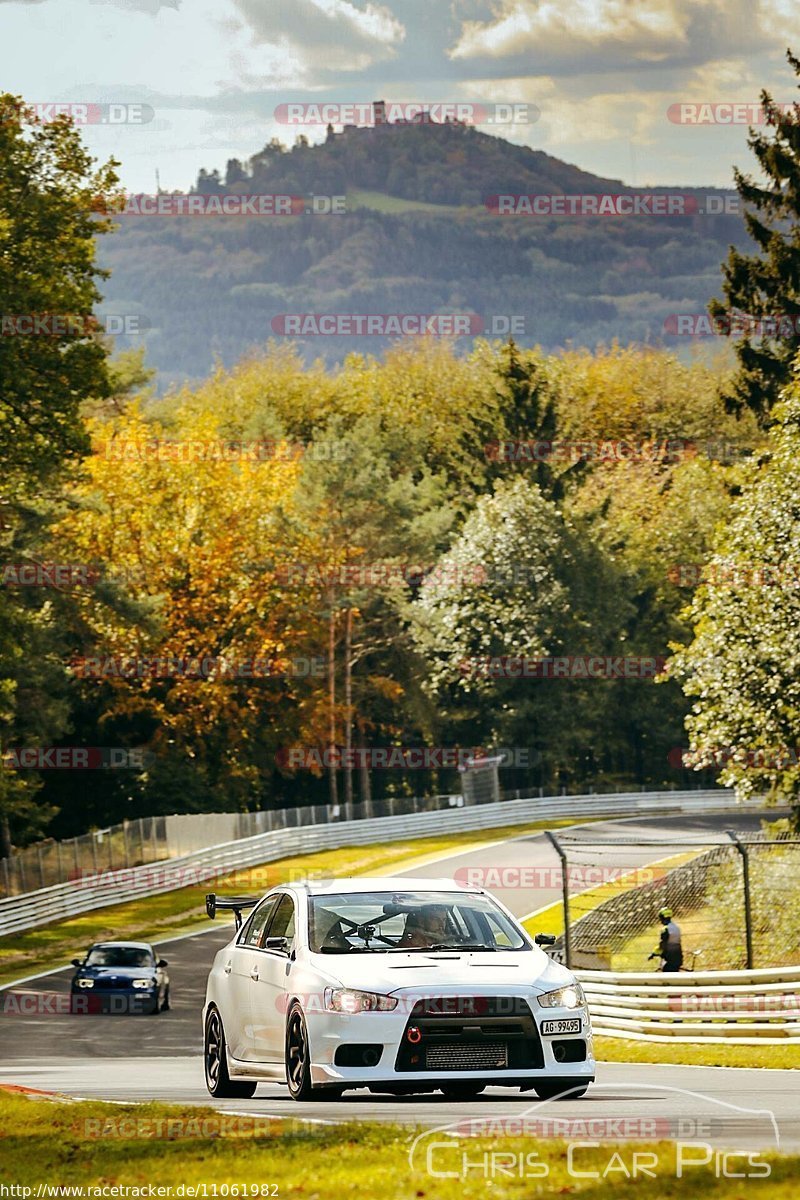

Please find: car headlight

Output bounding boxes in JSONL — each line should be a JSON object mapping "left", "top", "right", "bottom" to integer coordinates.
{"left": 132, "top": 979, "right": 156, "bottom": 989}
{"left": 537, "top": 983, "right": 585, "bottom": 1010}
{"left": 324, "top": 988, "right": 398, "bottom": 1014}
{"left": 76, "top": 978, "right": 94, "bottom": 989}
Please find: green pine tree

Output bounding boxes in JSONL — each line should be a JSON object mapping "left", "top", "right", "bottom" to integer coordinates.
{"left": 710, "top": 50, "right": 800, "bottom": 425}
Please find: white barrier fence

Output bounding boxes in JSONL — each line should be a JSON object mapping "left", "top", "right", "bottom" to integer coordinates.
{"left": 580, "top": 966, "right": 800, "bottom": 1044}
{"left": 0, "top": 788, "right": 747, "bottom": 937}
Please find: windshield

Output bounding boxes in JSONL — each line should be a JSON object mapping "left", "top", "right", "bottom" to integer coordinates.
{"left": 84, "top": 946, "right": 154, "bottom": 968}
{"left": 308, "top": 890, "right": 529, "bottom": 954}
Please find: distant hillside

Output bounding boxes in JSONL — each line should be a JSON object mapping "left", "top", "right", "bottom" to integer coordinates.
{"left": 98, "top": 122, "right": 749, "bottom": 389}
{"left": 196, "top": 120, "right": 631, "bottom": 206}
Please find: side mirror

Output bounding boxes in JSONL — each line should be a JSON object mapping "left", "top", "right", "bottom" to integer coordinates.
{"left": 534, "top": 933, "right": 557, "bottom": 946}
{"left": 71, "top": 958, "right": 82, "bottom": 967}
{"left": 264, "top": 936, "right": 289, "bottom": 953}
{"left": 157, "top": 959, "right": 168, "bottom": 968}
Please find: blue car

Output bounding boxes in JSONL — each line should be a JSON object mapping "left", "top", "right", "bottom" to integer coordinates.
{"left": 70, "top": 941, "right": 170, "bottom": 1014}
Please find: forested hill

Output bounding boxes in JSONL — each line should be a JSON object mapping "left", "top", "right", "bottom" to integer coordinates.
{"left": 194, "top": 120, "right": 629, "bottom": 205}
{"left": 98, "top": 121, "right": 748, "bottom": 390}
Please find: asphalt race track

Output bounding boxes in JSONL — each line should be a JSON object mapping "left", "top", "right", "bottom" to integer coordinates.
{"left": 1, "top": 809, "right": 797, "bottom": 1150}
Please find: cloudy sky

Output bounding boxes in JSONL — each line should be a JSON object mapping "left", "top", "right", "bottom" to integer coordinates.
{"left": 2, "top": 0, "right": 799, "bottom": 191}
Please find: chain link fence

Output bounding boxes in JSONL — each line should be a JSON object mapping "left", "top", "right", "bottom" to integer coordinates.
{"left": 0, "top": 774, "right": 703, "bottom": 898}
{"left": 550, "top": 825, "right": 800, "bottom": 971}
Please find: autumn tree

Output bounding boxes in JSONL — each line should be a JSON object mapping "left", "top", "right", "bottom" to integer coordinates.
{"left": 670, "top": 366, "right": 800, "bottom": 820}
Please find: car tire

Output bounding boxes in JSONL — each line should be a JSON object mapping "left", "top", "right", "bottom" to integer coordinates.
{"left": 285, "top": 1003, "right": 343, "bottom": 1101}
{"left": 204, "top": 1007, "right": 257, "bottom": 1099}
{"left": 440, "top": 1084, "right": 486, "bottom": 1100}
{"left": 532, "top": 1080, "right": 588, "bottom": 1101}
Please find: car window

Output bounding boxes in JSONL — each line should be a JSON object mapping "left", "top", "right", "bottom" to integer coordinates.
{"left": 85, "top": 946, "right": 154, "bottom": 968}
{"left": 241, "top": 897, "right": 279, "bottom": 948}
{"left": 307, "top": 891, "right": 529, "bottom": 953}
{"left": 266, "top": 895, "right": 295, "bottom": 945}
{"left": 480, "top": 909, "right": 514, "bottom": 948}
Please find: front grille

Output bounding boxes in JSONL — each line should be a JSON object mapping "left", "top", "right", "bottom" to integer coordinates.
{"left": 92, "top": 978, "right": 136, "bottom": 990}
{"left": 395, "top": 995, "right": 544, "bottom": 1073}
{"left": 426, "top": 1042, "right": 508, "bottom": 1071}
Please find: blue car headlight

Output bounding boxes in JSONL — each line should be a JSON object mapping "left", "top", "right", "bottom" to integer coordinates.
{"left": 132, "top": 979, "right": 157, "bottom": 990}
{"left": 76, "top": 978, "right": 94, "bottom": 989}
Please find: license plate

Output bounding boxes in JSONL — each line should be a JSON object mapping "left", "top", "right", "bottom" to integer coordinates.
{"left": 541, "top": 1017, "right": 581, "bottom": 1036}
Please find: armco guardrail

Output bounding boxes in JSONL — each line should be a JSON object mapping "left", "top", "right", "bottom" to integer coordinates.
{"left": 580, "top": 966, "right": 800, "bottom": 1044}
{"left": 0, "top": 788, "right": 745, "bottom": 937}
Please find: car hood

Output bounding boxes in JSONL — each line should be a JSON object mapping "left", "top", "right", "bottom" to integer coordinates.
{"left": 311, "top": 947, "right": 573, "bottom": 996}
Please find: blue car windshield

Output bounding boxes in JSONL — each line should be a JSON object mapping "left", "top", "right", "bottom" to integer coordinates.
{"left": 85, "top": 946, "right": 154, "bottom": 968}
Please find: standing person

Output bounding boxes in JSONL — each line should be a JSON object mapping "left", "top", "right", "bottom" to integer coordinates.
{"left": 648, "top": 907, "right": 683, "bottom": 972}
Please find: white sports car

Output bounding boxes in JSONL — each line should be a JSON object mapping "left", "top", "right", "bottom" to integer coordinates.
{"left": 203, "top": 877, "right": 594, "bottom": 1101}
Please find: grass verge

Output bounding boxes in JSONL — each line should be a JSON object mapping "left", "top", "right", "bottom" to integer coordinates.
{"left": 595, "top": 1036, "right": 800, "bottom": 1070}
{"left": 521, "top": 851, "right": 700, "bottom": 941}
{"left": 0, "top": 818, "right": 589, "bottom": 987}
{"left": 347, "top": 189, "right": 469, "bottom": 214}
{"left": 0, "top": 1090, "right": 796, "bottom": 1198}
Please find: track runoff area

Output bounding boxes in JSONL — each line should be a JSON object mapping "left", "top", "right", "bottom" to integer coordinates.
{"left": 0, "top": 809, "right": 797, "bottom": 1155}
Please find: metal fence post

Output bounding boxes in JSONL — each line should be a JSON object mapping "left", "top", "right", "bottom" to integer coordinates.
{"left": 726, "top": 830, "right": 754, "bottom": 969}
{"left": 545, "top": 830, "right": 572, "bottom": 969}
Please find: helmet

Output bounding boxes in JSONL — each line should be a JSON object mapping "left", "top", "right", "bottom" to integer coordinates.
{"left": 658, "top": 907, "right": 673, "bottom": 920}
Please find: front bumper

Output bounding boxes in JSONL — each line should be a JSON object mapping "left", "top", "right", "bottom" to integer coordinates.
{"left": 306, "top": 994, "right": 594, "bottom": 1087}
{"left": 69, "top": 987, "right": 159, "bottom": 1014}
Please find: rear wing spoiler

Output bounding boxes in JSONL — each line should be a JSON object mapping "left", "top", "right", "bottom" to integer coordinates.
{"left": 206, "top": 893, "right": 259, "bottom": 929}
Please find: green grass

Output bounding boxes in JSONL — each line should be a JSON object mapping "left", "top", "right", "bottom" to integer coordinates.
{"left": 347, "top": 189, "right": 470, "bottom": 214}
{"left": 0, "top": 818, "right": 589, "bottom": 986}
{"left": 522, "top": 852, "right": 699, "bottom": 943}
{"left": 1, "top": 1091, "right": 797, "bottom": 1197}
{"left": 596, "top": 1036, "right": 800, "bottom": 1070}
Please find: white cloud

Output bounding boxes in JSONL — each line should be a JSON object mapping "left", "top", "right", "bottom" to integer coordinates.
{"left": 450, "top": 0, "right": 687, "bottom": 62}
{"left": 232, "top": 0, "right": 405, "bottom": 73}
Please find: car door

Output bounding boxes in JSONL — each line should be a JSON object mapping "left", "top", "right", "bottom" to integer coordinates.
{"left": 248, "top": 893, "right": 297, "bottom": 1062}
{"left": 225, "top": 896, "right": 279, "bottom": 1061}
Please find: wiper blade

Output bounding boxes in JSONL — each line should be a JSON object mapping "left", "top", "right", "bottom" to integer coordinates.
{"left": 425, "top": 943, "right": 497, "bottom": 952}
{"left": 318, "top": 946, "right": 390, "bottom": 953}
